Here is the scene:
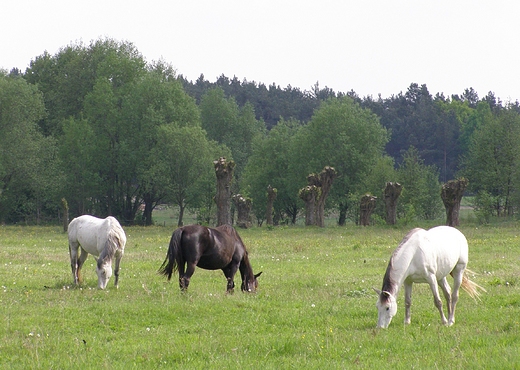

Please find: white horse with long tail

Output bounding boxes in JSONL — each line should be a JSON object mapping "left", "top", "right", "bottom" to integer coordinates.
{"left": 374, "top": 226, "right": 485, "bottom": 328}
{"left": 68, "top": 215, "right": 126, "bottom": 289}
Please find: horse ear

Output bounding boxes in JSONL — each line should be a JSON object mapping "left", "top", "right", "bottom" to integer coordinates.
{"left": 373, "top": 287, "right": 382, "bottom": 296}
{"left": 254, "top": 272, "right": 262, "bottom": 279}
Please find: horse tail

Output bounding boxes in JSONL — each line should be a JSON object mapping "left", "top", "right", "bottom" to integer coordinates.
{"left": 158, "top": 227, "right": 183, "bottom": 280}
{"left": 461, "top": 269, "right": 487, "bottom": 301}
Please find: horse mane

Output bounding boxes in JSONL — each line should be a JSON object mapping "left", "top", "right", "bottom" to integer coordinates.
{"left": 98, "top": 217, "right": 125, "bottom": 266}
{"left": 381, "top": 228, "right": 423, "bottom": 300}
{"left": 216, "top": 224, "right": 246, "bottom": 246}
{"left": 217, "top": 224, "right": 238, "bottom": 236}
{"left": 216, "top": 225, "right": 255, "bottom": 283}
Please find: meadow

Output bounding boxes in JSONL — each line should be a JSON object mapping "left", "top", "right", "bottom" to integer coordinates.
{"left": 1, "top": 216, "right": 520, "bottom": 369}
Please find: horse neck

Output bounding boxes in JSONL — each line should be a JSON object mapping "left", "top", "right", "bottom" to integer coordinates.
{"left": 383, "top": 243, "right": 417, "bottom": 296}
{"left": 239, "top": 251, "right": 254, "bottom": 280}
{"left": 223, "top": 227, "right": 253, "bottom": 279}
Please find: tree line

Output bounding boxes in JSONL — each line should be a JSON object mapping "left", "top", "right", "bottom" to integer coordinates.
{"left": 1, "top": 38, "right": 520, "bottom": 226}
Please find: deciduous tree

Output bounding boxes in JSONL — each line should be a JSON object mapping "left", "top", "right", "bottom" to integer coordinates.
{"left": 292, "top": 97, "right": 388, "bottom": 225}
{"left": 0, "top": 73, "right": 59, "bottom": 223}
{"left": 462, "top": 104, "right": 520, "bottom": 216}
{"left": 149, "top": 126, "right": 227, "bottom": 227}
{"left": 241, "top": 119, "right": 302, "bottom": 224}
{"left": 200, "top": 87, "right": 264, "bottom": 180}
{"left": 441, "top": 178, "right": 468, "bottom": 226}
{"left": 397, "top": 146, "right": 443, "bottom": 220}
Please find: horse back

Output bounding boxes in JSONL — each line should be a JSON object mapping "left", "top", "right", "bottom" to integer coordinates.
{"left": 213, "top": 225, "right": 246, "bottom": 256}
{"left": 68, "top": 215, "right": 125, "bottom": 256}
{"left": 181, "top": 224, "right": 244, "bottom": 270}
{"left": 419, "top": 226, "right": 468, "bottom": 277}
{"left": 427, "top": 226, "right": 468, "bottom": 260}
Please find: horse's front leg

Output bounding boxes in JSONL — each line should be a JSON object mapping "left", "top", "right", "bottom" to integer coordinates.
{"left": 226, "top": 274, "right": 235, "bottom": 294}
{"left": 76, "top": 248, "right": 89, "bottom": 285}
{"left": 427, "top": 275, "right": 448, "bottom": 325}
{"left": 404, "top": 281, "right": 413, "bottom": 325}
{"left": 113, "top": 250, "right": 124, "bottom": 288}
{"left": 223, "top": 264, "right": 239, "bottom": 294}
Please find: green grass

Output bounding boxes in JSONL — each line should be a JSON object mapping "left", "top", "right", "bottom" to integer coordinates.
{"left": 1, "top": 222, "right": 520, "bottom": 368}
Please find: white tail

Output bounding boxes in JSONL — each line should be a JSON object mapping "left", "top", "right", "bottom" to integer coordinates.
{"left": 461, "top": 269, "right": 486, "bottom": 301}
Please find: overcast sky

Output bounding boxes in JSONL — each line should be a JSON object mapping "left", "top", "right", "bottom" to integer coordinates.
{"left": 2, "top": 1, "right": 519, "bottom": 101}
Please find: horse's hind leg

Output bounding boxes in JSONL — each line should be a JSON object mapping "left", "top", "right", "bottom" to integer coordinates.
{"left": 427, "top": 275, "right": 448, "bottom": 325}
{"left": 448, "top": 267, "right": 464, "bottom": 326}
{"left": 179, "top": 262, "right": 195, "bottom": 292}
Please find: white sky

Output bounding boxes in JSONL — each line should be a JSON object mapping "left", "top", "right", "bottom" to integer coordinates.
{"left": 2, "top": 0, "right": 519, "bottom": 101}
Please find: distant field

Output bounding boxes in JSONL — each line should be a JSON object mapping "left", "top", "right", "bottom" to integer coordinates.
{"left": 1, "top": 218, "right": 519, "bottom": 368}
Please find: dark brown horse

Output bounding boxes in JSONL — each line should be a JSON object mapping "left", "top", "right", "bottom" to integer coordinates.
{"left": 159, "top": 224, "right": 261, "bottom": 293}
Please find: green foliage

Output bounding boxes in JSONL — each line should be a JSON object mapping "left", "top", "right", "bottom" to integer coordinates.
{"left": 0, "top": 72, "right": 60, "bottom": 223}
{"left": 24, "top": 38, "right": 147, "bottom": 136}
{"left": 360, "top": 155, "right": 397, "bottom": 221}
{"left": 200, "top": 87, "right": 265, "bottom": 180}
{"left": 7, "top": 38, "right": 520, "bottom": 225}
{"left": 294, "top": 97, "right": 388, "bottom": 187}
{"left": 118, "top": 69, "right": 202, "bottom": 224}
{"left": 23, "top": 39, "right": 210, "bottom": 224}
{"left": 242, "top": 119, "right": 302, "bottom": 224}
{"left": 439, "top": 98, "right": 478, "bottom": 156}
{"left": 397, "top": 147, "right": 443, "bottom": 220}
{"left": 244, "top": 98, "right": 390, "bottom": 225}
{"left": 1, "top": 224, "right": 520, "bottom": 368}
{"left": 23, "top": 39, "right": 150, "bottom": 222}
{"left": 473, "top": 191, "right": 498, "bottom": 224}
{"left": 376, "top": 83, "right": 461, "bottom": 182}
{"left": 59, "top": 117, "right": 100, "bottom": 213}
{"left": 293, "top": 97, "right": 389, "bottom": 223}
{"left": 181, "top": 74, "right": 321, "bottom": 129}
{"left": 148, "top": 125, "right": 230, "bottom": 226}
{"left": 461, "top": 103, "right": 520, "bottom": 216}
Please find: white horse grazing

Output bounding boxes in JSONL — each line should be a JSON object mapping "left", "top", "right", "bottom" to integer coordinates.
{"left": 68, "top": 215, "right": 126, "bottom": 289}
{"left": 375, "top": 226, "right": 485, "bottom": 328}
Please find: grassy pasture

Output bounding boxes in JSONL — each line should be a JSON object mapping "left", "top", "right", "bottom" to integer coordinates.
{"left": 1, "top": 221, "right": 520, "bottom": 369}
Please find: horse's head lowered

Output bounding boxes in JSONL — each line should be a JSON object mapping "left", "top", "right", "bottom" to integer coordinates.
{"left": 241, "top": 272, "right": 262, "bottom": 293}
{"left": 96, "top": 259, "right": 112, "bottom": 289}
{"left": 374, "top": 288, "right": 397, "bottom": 328}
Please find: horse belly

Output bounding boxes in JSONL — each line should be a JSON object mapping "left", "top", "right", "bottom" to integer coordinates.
{"left": 404, "top": 271, "right": 428, "bottom": 284}
{"left": 77, "top": 236, "right": 101, "bottom": 256}
{"left": 197, "top": 255, "right": 232, "bottom": 270}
